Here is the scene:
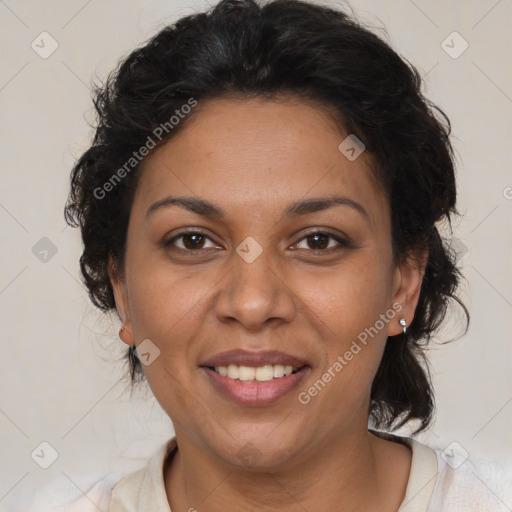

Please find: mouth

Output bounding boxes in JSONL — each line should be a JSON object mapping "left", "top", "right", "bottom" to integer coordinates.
{"left": 204, "top": 363, "right": 305, "bottom": 382}
{"left": 199, "top": 350, "right": 310, "bottom": 406}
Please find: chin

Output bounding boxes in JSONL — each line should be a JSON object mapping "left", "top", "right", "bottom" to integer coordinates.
{"left": 204, "top": 426, "right": 307, "bottom": 470}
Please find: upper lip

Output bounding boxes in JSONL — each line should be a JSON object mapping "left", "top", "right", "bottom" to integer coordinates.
{"left": 200, "top": 349, "right": 309, "bottom": 368}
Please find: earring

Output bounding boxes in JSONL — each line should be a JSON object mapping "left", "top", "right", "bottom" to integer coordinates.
{"left": 399, "top": 318, "right": 407, "bottom": 335}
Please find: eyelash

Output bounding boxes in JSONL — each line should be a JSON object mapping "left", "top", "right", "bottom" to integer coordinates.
{"left": 163, "top": 229, "right": 351, "bottom": 254}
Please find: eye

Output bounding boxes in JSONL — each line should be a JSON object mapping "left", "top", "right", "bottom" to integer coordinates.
{"left": 164, "top": 229, "right": 350, "bottom": 254}
{"left": 294, "top": 231, "right": 349, "bottom": 252}
{"left": 164, "top": 230, "right": 219, "bottom": 251}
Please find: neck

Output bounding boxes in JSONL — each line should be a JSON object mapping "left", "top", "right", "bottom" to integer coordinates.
{"left": 164, "top": 427, "right": 411, "bottom": 512}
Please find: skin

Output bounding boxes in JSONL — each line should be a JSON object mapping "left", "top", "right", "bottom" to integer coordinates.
{"left": 109, "top": 96, "right": 427, "bottom": 512}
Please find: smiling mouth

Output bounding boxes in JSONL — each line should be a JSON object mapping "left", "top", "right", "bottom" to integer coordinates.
{"left": 205, "top": 364, "right": 306, "bottom": 382}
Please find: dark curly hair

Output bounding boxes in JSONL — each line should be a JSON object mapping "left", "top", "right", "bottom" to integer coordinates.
{"left": 64, "top": 0, "right": 469, "bottom": 434}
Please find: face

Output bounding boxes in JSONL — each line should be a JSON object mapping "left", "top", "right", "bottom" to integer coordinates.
{"left": 110, "top": 96, "right": 424, "bottom": 469}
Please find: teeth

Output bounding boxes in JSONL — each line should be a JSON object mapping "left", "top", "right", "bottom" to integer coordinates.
{"left": 239, "top": 366, "right": 255, "bottom": 381}
{"left": 255, "top": 366, "right": 274, "bottom": 381}
{"left": 213, "top": 364, "right": 297, "bottom": 381}
{"left": 227, "top": 364, "right": 239, "bottom": 379}
{"left": 273, "top": 364, "right": 285, "bottom": 378}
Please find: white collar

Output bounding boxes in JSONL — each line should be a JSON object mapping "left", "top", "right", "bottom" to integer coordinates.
{"left": 109, "top": 433, "right": 437, "bottom": 511}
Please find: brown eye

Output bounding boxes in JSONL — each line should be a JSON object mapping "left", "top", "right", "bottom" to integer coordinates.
{"left": 306, "top": 233, "right": 329, "bottom": 250}
{"left": 164, "top": 231, "right": 218, "bottom": 251}
{"left": 295, "top": 231, "right": 348, "bottom": 251}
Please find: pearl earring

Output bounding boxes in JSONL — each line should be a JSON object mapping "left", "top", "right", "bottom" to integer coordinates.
{"left": 399, "top": 318, "right": 407, "bottom": 335}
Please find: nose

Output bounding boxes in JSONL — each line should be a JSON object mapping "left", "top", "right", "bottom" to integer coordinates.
{"left": 213, "top": 243, "right": 297, "bottom": 331}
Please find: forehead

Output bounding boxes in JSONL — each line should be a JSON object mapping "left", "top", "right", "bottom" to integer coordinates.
{"left": 131, "top": 97, "right": 387, "bottom": 228}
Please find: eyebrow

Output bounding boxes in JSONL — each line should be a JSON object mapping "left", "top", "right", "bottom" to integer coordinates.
{"left": 145, "top": 195, "right": 370, "bottom": 222}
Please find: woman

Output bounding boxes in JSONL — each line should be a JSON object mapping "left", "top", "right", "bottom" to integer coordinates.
{"left": 57, "top": 0, "right": 504, "bottom": 510}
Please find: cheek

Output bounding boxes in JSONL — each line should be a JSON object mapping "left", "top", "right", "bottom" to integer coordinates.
{"left": 299, "top": 257, "right": 393, "bottom": 394}
{"left": 127, "top": 258, "right": 208, "bottom": 332}
{"left": 125, "top": 262, "right": 216, "bottom": 388}
{"left": 126, "top": 266, "right": 211, "bottom": 416}
{"left": 302, "top": 257, "right": 393, "bottom": 337}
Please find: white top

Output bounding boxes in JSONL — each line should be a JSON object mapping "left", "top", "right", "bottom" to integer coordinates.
{"left": 30, "top": 433, "right": 512, "bottom": 511}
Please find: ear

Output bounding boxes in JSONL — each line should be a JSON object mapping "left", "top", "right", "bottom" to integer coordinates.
{"left": 388, "top": 248, "right": 428, "bottom": 336}
{"left": 108, "top": 256, "right": 135, "bottom": 346}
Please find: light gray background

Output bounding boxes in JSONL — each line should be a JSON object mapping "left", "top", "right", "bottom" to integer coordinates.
{"left": 1, "top": 0, "right": 511, "bottom": 510}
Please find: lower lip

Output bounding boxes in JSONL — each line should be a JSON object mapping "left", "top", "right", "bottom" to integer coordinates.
{"left": 201, "top": 366, "right": 310, "bottom": 406}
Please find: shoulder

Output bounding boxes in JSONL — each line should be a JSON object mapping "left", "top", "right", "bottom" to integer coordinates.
{"left": 373, "top": 430, "right": 512, "bottom": 512}
{"left": 428, "top": 448, "right": 512, "bottom": 512}
{"left": 66, "top": 474, "right": 120, "bottom": 512}
{"left": 28, "top": 437, "right": 177, "bottom": 512}
{"left": 27, "top": 473, "right": 122, "bottom": 512}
